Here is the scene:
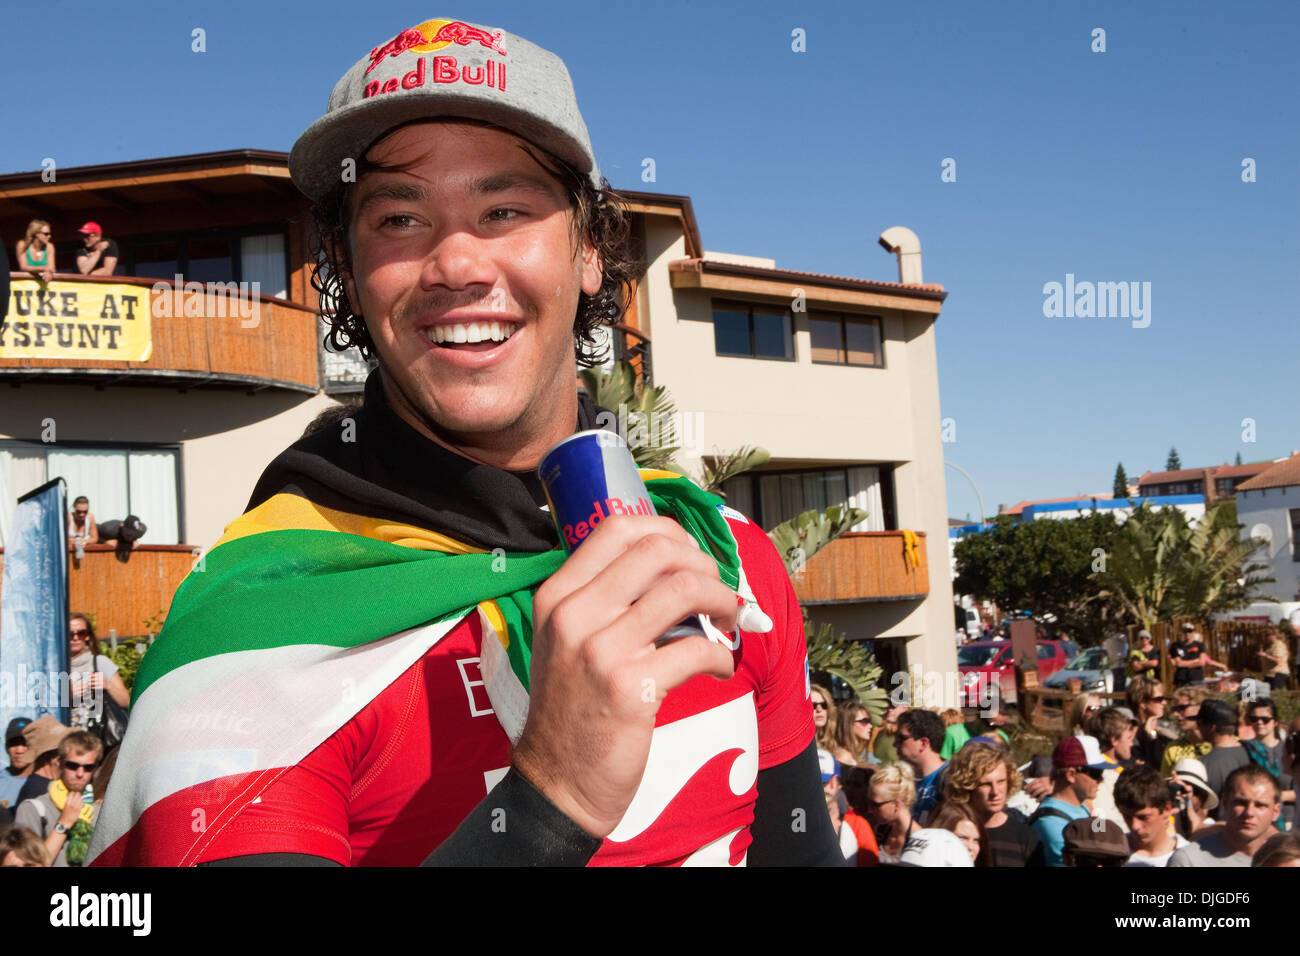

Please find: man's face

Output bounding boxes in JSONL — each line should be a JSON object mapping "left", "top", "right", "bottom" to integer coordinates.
{"left": 971, "top": 762, "right": 1008, "bottom": 817}
{"left": 342, "top": 121, "right": 602, "bottom": 461}
{"left": 59, "top": 748, "right": 98, "bottom": 792}
{"left": 81, "top": 231, "right": 99, "bottom": 249}
{"left": 1223, "top": 780, "right": 1280, "bottom": 842}
{"left": 1248, "top": 707, "right": 1276, "bottom": 740}
{"left": 1114, "top": 724, "right": 1137, "bottom": 760}
{"left": 896, "top": 727, "right": 925, "bottom": 768}
{"left": 1071, "top": 767, "right": 1101, "bottom": 801}
{"left": 1124, "top": 804, "right": 1171, "bottom": 850}
{"left": 6, "top": 739, "right": 29, "bottom": 768}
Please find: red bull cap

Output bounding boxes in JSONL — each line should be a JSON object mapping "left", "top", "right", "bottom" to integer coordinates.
{"left": 289, "top": 17, "right": 601, "bottom": 203}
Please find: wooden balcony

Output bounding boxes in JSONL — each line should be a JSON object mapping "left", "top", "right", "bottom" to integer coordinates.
{"left": 790, "top": 531, "right": 930, "bottom": 604}
{"left": 0, "top": 544, "right": 194, "bottom": 639}
{"left": 1, "top": 274, "right": 320, "bottom": 392}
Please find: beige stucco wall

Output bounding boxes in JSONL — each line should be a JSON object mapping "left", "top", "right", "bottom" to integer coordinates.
{"left": 1, "top": 385, "right": 338, "bottom": 550}
{"left": 636, "top": 216, "right": 957, "bottom": 701}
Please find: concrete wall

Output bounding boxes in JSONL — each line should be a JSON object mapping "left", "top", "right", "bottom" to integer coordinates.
{"left": 637, "top": 217, "right": 957, "bottom": 700}
{"left": 1236, "top": 484, "right": 1300, "bottom": 603}
{"left": 1, "top": 384, "right": 337, "bottom": 550}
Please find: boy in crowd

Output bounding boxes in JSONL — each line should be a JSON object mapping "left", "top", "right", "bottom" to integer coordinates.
{"left": 1113, "top": 765, "right": 1187, "bottom": 866}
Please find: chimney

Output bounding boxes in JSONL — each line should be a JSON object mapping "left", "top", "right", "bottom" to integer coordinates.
{"left": 878, "top": 227, "right": 923, "bottom": 284}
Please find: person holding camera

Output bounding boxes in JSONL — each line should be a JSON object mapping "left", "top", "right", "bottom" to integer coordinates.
{"left": 1166, "top": 757, "right": 1217, "bottom": 840}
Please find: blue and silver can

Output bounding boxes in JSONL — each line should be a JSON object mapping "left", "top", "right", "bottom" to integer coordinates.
{"left": 539, "top": 429, "right": 708, "bottom": 644}
{"left": 538, "top": 429, "right": 655, "bottom": 552}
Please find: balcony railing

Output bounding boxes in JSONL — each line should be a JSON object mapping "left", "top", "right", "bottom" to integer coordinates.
{"left": 612, "top": 322, "right": 652, "bottom": 387}
{"left": 2, "top": 274, "right": 320, "bottom": 392}
{"left": 0, "top": 544, "right": 195, "bottom": 638}
{"left": 790, "top": 531, "right": 930, "bottom": 604}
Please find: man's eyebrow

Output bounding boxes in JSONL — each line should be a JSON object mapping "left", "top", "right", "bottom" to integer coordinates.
{"left": 468, "top": 171, "right": 564, "bottom": 201}
{"left": 353, "top": 181, "right": 428, "bottom": 215}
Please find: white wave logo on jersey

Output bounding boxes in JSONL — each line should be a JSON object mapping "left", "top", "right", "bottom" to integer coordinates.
{"left": 607, "top": 692, "right": 758, "bottom": 844}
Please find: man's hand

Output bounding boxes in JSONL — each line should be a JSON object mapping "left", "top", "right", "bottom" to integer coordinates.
{"left": 59, "top": 791, "right": 84, "bottom": 828}
{"left": 512, "top": 515, "right": 739, "bottom": 839}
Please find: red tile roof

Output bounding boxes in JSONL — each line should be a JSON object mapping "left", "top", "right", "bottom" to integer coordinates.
{"left": 1213, "top": 461, "right": 1274, "bottom": 479}
{"left": 1235, "top": 454, "right": 1300, "bottom": 492}
{"left": 1138, "top": 467, "right": 1213, "bottom": 484}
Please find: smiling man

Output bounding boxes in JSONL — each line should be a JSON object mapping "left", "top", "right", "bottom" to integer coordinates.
{"left": 88, "top": 17, "right": 838, "bottom": 868}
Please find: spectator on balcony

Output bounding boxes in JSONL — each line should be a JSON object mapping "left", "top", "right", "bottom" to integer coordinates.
{"left": 68, "top": 496, "right": 98, "bottom": 551}
{"left": 74, "top": 222, "right": 119, "bottom": 277}
{"left": 96, "top": 514, "right": 146, "bottom": 563}
{"left": 67, "top": 613, "right": 130, "bottom": 733}
{"left": 15, "top": 220, "right": 56, "bottom": 283}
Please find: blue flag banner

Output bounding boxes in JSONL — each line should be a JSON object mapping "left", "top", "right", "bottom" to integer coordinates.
{"left": 0, "top": 478, "right": 70, "bottom": 730}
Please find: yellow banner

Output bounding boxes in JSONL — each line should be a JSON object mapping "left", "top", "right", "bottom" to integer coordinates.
{"left": 1, "top": 279, "right": 152, "bottom": 361}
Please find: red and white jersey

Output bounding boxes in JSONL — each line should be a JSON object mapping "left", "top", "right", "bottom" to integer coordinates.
{"left": 194, "top": 510, "right": 812, "bottom": 866}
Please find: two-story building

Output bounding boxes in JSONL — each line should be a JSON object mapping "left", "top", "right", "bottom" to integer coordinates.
{"left": 1, "top": 152, "right": 957, "bottom": 696}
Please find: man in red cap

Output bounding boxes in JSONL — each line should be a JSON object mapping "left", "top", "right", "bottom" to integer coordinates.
{"left": 1028, "top": 734, "right": 1112, "bottom": 866}
{"left": 75, "top": 222, "right": 118, "bottom": 276}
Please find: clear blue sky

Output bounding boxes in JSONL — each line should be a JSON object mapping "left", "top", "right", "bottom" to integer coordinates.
{"left": 3, "top": 0, "right": 1296, "bottom": 519}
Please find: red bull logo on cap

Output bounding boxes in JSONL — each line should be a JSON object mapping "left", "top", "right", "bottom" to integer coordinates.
{"left": 366, "top": 18, "right": 507, "bottom": 74}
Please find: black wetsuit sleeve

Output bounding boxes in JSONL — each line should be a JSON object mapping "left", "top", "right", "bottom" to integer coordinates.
{"left": 747, "top": 739, "right": 848, "bottom": 866}
{"left": 197, "top": 767, "right": 602, "bottom": 867}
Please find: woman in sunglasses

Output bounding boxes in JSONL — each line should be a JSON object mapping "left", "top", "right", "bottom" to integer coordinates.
{"left": 810, "top": 683, "right": 839, "bottom": 757}
{"left": 1126, "top": 676, "right": 1174, "bottom": 768}
{"left": 1067, "top": 691, "right": 1102, "bottom": 738}
{"left": 15, "top": 220, "right": 56, "bottom": 283}
{"left": 832, "top": 700, "right": 877, "bottom": 767}
{"left": 67, "top": 614, "right": 130, "bottom": 733}
{"left": 865, "top": 762, "right": 919, "bottom": 864}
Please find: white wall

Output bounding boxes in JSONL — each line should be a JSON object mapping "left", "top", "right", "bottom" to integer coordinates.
{"left": 1236, "top": 485, "right": 1300, "bottom": 602}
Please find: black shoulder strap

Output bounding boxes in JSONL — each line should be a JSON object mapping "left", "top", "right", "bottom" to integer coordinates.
{"left": 1028, "top": 804, "right": 1072, "bottom": 826}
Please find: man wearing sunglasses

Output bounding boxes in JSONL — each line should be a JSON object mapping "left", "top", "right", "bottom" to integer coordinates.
{"left": 13, "top": 731, "right": 103, "bottom": 867}
{"left": 1028, "top": 735, "right": 1114, "bottom": 867}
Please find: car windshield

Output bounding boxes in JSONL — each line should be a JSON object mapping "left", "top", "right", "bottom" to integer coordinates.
{"left": 958, "top": 645, "right": 1003, "bottom": 667}
{"left": 1065, "top": 648, "right": 1107, "bottom": 670}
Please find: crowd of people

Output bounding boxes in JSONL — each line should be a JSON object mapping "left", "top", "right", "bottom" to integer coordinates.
{"left": 0, "top": 613, "right": 125, "bottom": 866}
{"left": 812, "top": 674, "right": 1299, "bottom": 868}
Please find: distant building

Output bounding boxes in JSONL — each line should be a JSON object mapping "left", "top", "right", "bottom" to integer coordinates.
{"left": 1138, "top": 460, "right": 1274, "bottom": 501}
{"left": 1235, "top": 453, "right": 1300, "bottom": 603}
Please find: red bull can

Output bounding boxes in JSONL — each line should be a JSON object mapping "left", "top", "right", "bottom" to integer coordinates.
{"left": 539, "top": 429, "right": 706, "bottom": 644}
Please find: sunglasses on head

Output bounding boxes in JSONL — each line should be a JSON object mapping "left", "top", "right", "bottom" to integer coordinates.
{"left": 63, "top": 759, "right": 97, "bottom": 772}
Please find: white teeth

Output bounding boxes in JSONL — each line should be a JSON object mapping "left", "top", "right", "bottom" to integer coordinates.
{"left": 427, "top": 322, "right": 519, "bottom": 345}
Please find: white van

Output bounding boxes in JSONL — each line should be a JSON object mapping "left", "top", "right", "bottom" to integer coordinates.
{"left": 1211, "top": 601, "right": 1300, "bottom": 629}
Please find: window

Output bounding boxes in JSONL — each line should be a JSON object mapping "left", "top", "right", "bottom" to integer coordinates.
{"left": 1291, "top": 509, "right": 1300, "bottom": 562}
{"left": 809, "top": 312, "right": 883, "bottom": 367}
{"left": 0, "top": 441, "right": 182, "bottom": 547}
{"left": 721, "top": 464, "right": 896, "bottom": 532}
{"left": 712, "top": 301, "right": 793, "bottom": 360}
{"left": 122, "top": 227, "right": 286, "bottom": 293}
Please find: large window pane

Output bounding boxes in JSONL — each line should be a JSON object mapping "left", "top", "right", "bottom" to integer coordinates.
{"left": 240, "top": 234, "right": 288, "bottom": 299}
{"left": 132, "top": 239, "right": 181, "bottom": 280}
{"left": 845, "top": 317, "right": 881, "bottom": 366}
{"left": 187, "top": 237, "right": 234, "bottom": 284}
{"left": 809, "top": 314, "right": 843, "bottom": 363}
{"left": 713, "top": 305, "right": 750, "bottom": 356}
{"left": 128, "top": 451, "right": 180, "bottom": 544}
{"left": 47, "top": 450, "right": 129, "bottom": 529}
{"left": 752, "top": 308, "right": 792, "bottom": 359}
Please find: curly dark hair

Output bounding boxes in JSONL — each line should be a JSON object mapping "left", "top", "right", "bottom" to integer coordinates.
{"left": 309, "top": 118, "right": 643, "bottom": 366}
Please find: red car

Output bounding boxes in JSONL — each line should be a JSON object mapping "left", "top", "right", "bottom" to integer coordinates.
{"left": 957, "top": 640, "right": 1071, "bottom": 707}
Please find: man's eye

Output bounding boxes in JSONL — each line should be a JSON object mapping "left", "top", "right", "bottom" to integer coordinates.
{"left": 379, "top": 214, "right": 416, "bottom": 229}
{"left": 484, "top": 208, "right": 520, "bottom": 223}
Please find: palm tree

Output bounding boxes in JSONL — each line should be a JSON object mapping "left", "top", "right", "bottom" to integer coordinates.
{"left": 578, "top": 361, "right": 681, "bottom": 471}
{"left": 1094, "top": 499, "right": 1272, "bottom": 629}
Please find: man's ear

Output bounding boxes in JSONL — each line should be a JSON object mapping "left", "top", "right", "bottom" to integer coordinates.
{"left": 580, "top": 241, "right": 603, "bottom": 298}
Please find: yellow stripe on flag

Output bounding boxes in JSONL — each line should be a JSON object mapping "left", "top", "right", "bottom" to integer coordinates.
{"left": 479, "top": 600, "right": 509, "bottom": 649}
{"left": 212, "top": 492, "right": 484, "bottom": 555}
